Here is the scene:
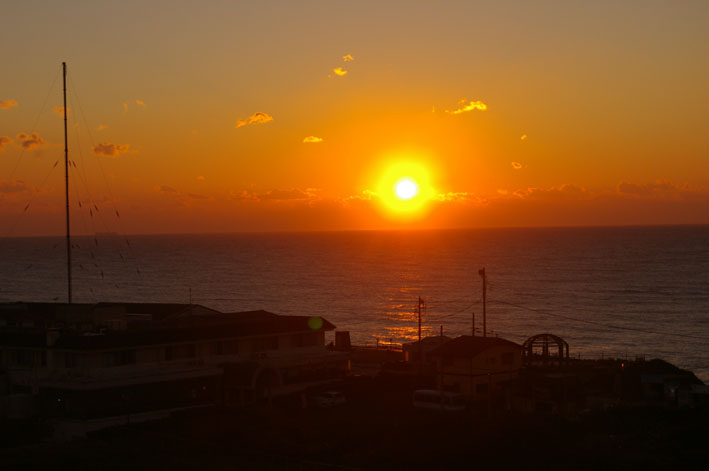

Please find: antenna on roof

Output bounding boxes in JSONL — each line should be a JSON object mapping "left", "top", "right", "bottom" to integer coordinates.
{"left": 62, "top": 62, "right": 72, "bottom": 304}
{"left": 478, "top": 267, "right": 486, "bottom": 337}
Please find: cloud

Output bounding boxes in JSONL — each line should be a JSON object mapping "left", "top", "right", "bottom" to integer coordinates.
{"left": 93, "top": 142, "right": 131, "bottom": 157}
{"left": 259, "top": 189, "right": 310, "bottom": 201}
{"left": 512, "top": 184, "right": 587, "bottom": 200}
{"left": 235, "top": 112, "right": 274, "bottom": 128}
{"left": 136, "top": 99, "right": 146, "bottom": 107}
{"left": 123, "top": 103, "right": 128, "bottom": 112}
{"left": 520, "top": 134, "right": 528, "bottom": 141}
{"left": 0, "top": 180, "right": 29, "bottom": 193}
{"left": 231, "top": 188, "right": 318, "bottom": 202}
{"left": 196, "top": 175, "right": 205, "bottom": 181}
{"left": 16, "top": 132, "right": 45, "bottom": 150}
{"left": 433, "top": 192, "right": 482, "bottom": 203}
{"left": 1, "top": 100, "right": 19, "bottom": 109}
{"left": 302, "top": 136, "right": 323, "bottom": 143}
{"left": 158, "top": 185, "right": 177, "bottom": 194}
{"left": 447, "top": 100, "right": 488, "bottom": 115}
{"left": 617, "top": 181, "right": 686, "bottom": 197}
{"left": 343, "top": 54, "right": 354, "bottom": 62}
{"left": 96, "top": 124, "right": 107, "bottom": 131}
{"left": 332, "top": 67, "right": 348, "bottom": 77}
{"left": 0, "top": 136, "right": 12, "bottom": 151}
{"left": 187, "top": 193, "right": 210, "bottom": 200}
{"left": 229, "top": 190, "right": 259, "bottom": 201}
{"left": 53, "top": 106, "right": 69, "bottom": 117}
{"left": 511, "top": 162, "right": 523, "bottom": 170}
{"left": 343, "top": 190, "right": 376, "bottom": 202}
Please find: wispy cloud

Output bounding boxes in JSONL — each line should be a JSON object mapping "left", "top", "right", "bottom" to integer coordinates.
{"left": 136, "top": 99, "right": 146, "bottom": 107}
{"left": 512, "top": 184, "right": 587, "bottom": 200}
{"left": 53, "top": 106, "right": 69, "bottom": 117}
{"left": 93, "top": 142, "right": 131, "bottom": 157}
{"left": 231, "top": 188, "right": 319, "bottom": 202}
{"left": 332, "top": 67, "right": 348, "bottom": 77}
{"left": 259, "top": 189, "right": 310, "bottom": 201}
{"left": 343, "top": 190, "right": 376, "bottom": 203}
{"left": 433, "top": 191, "right": 482, "bottom": 203}
{"left": 196, "top": 175, "right": 205, "bottom": 181}
{"left": 123, "top": 103, "right": 128, "bottom": 113}
{"left": 343, "top": 54, "right": 355, "bottom": 62}
{"left": 446, "top": 100, "right": 488, "bottom": 115}
{"left": 617, "top": 181, "right": 687, "bottom": 197}
{"left": 158, "top": 185, "right": 177, "bottom": 194}
{"left": 96, "top": 124, "right": 107, "bottom": 131}
{"left": 511, "top": 162, "right": 523, "bottom": 170}
{"left": 1, "top": 100, "right": 18, "bottom": 110}
{"left": 16, "top": 132, "right": 45, "bottom": 150}
{"left": 0, "top": 180, "right": 29, "bottom": 194}
{"left": 0, "top": 136, "right": 12, "bottom": 151}
{"left": 235, "top": 112, "right": 274, "bottom": 128}
{"left": 302, "top": 136, "right": 323, "bottom": 143}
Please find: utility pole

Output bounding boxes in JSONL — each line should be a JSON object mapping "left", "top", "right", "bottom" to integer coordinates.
{"left": 62, "top": 62, "right": 72, "bottom": 304}
{"left": 478, "top": 267, "right": 486, "bottom": 337}
{"left": 418, "top": 296, "right": 424, "bottom": 376}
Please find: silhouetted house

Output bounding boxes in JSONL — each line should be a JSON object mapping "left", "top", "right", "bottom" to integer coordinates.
{"left": 402, "top": 335, "right": 451, "bottom": 363}
{"left": 429, "top": 336, "right": 523, "bottom": 398}
{"left": 0, "top": 302, "right": 347, "bottom": 421}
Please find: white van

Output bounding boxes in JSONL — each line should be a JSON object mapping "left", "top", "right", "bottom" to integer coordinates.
{"left": 412, "top": 389, "right": 466, "bottom": 412}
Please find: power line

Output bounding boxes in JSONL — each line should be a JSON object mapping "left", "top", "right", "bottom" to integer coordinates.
{"left": 492, "top": 299, "right": 709, "bottom": 341}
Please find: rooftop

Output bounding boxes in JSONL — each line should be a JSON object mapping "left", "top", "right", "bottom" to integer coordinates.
{"left": 429, "top": 335, "right": 521, "bottom": 359}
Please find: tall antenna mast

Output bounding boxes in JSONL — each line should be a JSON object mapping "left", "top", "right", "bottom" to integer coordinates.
{"left": 478, "top": 267, "right": 486, "bottom": 337}
{"left": 63, "top": 62, "right": 72, "bottom": 303}
{"left": 417, "top": 296, "right": 424, "bottom": 375}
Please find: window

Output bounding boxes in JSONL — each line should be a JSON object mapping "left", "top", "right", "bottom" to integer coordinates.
{"left": 253, "top": 336, "right": 278, "bottom": 352}
{"left": 223, "top": 340, "right": 238, "bottom": 354}
{"left": 65, "top": 352, "right": 76, "bottom": 368}
{"left": 103, "top": 350, "right": 136, "bottom": 367}
{"left": 14, "top": 350, "right": 35, "bottom": 367}
{"left": 165, "top": 344, "right": 196, "bottom": 361}
{"left": 292, "top": 333, "right": 317, "bottom": 348}
{"left": 211, "top": 340, "right": 238, "bottom": 356}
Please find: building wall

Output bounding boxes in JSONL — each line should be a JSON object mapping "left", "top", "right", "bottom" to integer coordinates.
{"left": 438, "top": 345, "right": 522, "bottom": 397}
{"left": 2, "top": 331, "right": 327, "bottom": 373}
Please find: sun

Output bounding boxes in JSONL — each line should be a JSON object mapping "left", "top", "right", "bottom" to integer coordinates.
{"left": 394, "top": 178, "right": 418, "bottom": 200}
{"left": 375, "top": 159, "right": 436, "bottom": 219}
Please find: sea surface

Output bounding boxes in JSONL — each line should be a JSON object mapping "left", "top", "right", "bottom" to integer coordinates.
{"left": 1, "top": 226, "right": 708, "bottom": 381}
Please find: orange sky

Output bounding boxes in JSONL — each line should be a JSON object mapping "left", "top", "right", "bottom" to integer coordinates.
{"left": 1, "top": 1, "right": 708, "bottom": 236}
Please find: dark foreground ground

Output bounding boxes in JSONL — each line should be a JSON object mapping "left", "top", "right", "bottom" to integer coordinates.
{"left": 2, "top": 377, "right": 708, "bottom": 470}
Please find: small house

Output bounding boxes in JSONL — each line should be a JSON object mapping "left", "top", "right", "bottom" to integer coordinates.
{"left": 429, "top": 336, "right": 523, "bottom": 398}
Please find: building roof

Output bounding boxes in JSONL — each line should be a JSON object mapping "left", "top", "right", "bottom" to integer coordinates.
{"left": 0, "top": 302, "right": 335, "bottom": 350}
{"left": 403, "top": 335, "right": 452, "bottom": 347}
{"left": 429, "top": 335, "right": 521, "bottom": 359}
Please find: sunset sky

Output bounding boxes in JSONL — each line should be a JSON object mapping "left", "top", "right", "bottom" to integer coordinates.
{"left": 1, "top": 0, "right": 708, "bottom": 236}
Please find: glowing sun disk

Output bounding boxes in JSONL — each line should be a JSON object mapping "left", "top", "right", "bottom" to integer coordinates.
{"left": 395, "top": 178, "right": 418, "bottom": 200}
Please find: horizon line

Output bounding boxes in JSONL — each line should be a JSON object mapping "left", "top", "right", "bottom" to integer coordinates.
{"left": 2, "top": 222, "right": 707, "bottom": 239}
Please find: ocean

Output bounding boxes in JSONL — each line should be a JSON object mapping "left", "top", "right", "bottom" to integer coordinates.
{"left": 1, "top": 226, "right": 708, "bottom": 381}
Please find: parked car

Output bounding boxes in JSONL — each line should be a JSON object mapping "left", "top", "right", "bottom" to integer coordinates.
{"left": 311, "top": 391, "right": 346, "bottom": 408}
